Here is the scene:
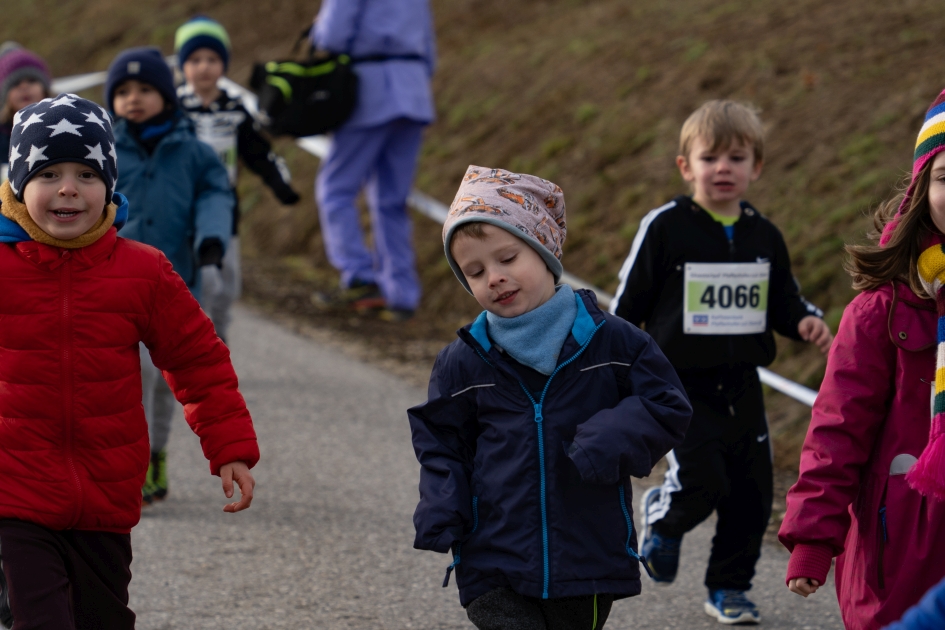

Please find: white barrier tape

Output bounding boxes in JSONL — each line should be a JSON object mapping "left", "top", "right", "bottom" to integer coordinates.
{"left": 51, "top": 66, "right": 819, "bottom": 408}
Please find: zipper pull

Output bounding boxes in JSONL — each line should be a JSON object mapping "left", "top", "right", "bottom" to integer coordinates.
{"left": 443, "top": 547, "right": 459, "bottom": 588}
{"left": 637, "top": 554, "right": 655, "bottom": 579}
{"left": 533, "top": 403, "right": 543, "bottom": 423}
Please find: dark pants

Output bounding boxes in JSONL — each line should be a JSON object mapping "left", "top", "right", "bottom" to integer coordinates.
{"left": 648, "top": 365, "right": 773, "bottom": 592}
{"left": 466, "top": 587, "right": 614, "bottom": 630}
{"left": 0, "top": 520, "right": 135, "bottom": 630}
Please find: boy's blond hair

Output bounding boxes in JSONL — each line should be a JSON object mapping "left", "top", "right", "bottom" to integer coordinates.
{"left": 679, "top": 100, "right": 764, "bottom": 164}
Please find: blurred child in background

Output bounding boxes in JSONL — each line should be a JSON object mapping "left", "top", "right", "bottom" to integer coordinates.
{"left": 105, "top": 46, "right": 234, "bottom": 507}
{"left": 0, "top": 42, "right": 51, "bottom": 181}
{"left": 781, "top": 87, "right": 945, "bottom": 630}
{"left": 175, "top": 16, "right": 300, "bottom": 343}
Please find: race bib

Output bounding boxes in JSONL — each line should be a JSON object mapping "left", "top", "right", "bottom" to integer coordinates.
{"left": 683, "top": 262, "right": 769, "bottom": 335}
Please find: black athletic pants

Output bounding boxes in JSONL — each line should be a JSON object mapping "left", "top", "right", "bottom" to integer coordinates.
{"left": 649, "top": 364, "right": 773, "bottom": 592}
{"left": 467, "top": 587, "right": 614, "bottom": 630}
{"left": 0, "top": 519, "right": 135, "bottom": 630}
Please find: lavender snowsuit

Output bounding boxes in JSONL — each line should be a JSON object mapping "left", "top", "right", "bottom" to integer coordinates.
{"left": 311, "top": 0, "right": 436, "bottom": 311}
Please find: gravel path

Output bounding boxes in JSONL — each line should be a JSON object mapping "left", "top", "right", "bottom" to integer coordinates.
{"left": 128, "top": 306, "right": 843, "bottom": 629}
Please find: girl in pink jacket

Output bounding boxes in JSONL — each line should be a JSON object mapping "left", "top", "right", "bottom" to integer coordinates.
{"left": 779, "top": 87, "right": 945, "bottom": 630}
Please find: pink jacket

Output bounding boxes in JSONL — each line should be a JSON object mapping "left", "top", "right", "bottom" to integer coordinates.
{"left": 779, "top": 282, "right": 945, "bottom": 630}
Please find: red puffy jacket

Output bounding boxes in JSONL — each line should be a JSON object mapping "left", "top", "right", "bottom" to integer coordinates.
{"left": 779, "top": 282, "right": 945, "bottom": 630}
{"left": 0, "top": 228, "right": 259, "bottom": 533}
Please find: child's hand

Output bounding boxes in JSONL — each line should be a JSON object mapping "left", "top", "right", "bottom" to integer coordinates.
{"left": 798, "top": 316, "right": 833, "bottom": 354}
{"left": 788, "top": 577, "right": 821, "bottom": 597}
{"left": 220, "top": 461, "right": 255, "bottom": 513}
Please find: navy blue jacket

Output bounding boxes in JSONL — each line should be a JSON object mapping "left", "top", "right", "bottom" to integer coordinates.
{"left": 410, "top": 290, "right": 691, "bottom": 606}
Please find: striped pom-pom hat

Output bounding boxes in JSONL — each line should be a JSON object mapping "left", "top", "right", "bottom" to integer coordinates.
{"left": 881, "top": 88, "right": 945, "bottom": 246}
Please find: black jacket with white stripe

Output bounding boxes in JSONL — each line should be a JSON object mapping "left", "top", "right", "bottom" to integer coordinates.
{"left": 610, "top": 195, "right": 822, "bottom": 372}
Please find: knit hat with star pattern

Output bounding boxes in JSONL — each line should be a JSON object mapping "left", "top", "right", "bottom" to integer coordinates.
{"left": 8, "top": 94, "right": 117, "bottom": 201}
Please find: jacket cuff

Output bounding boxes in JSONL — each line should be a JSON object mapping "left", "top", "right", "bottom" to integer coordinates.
{"left": 208, "top": 439, "right": 260, "bottom": 476}
{"left": 786, "top": 543, "right": 833, "bottom": 585}
{"left": 568, "top": 442, "right": 601, "bottom": 484}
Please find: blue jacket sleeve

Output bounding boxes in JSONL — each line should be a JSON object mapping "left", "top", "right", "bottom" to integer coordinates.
{"left": 884, "top": 575, "right": 945, "bottom": 630}
{"left": 409, "top": 348, "right": 479, "bottom": 553}
{"left": 312, "top": 0, "right": 362, "bottom": 53}
{"left": 568, "top": 328, "right": 691, "bottom": 484}
{"left": 192, "top": 142, "right": 234, "bottom": 257}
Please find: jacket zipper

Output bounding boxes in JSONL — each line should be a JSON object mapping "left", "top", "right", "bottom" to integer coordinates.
{"left": 468, "top": 317, "right": 606, "bottom": 598}
{"left": 516, "top": 320, "right": 606, "bottom": 599}
{"left": 442, "top": 496, "right": 478, "bottom": 587}
{"left": 61, "top": 253, "right": 82, "bottom": 526}
{"left": 618, "top": 485, "right": 654, "bottom": 579}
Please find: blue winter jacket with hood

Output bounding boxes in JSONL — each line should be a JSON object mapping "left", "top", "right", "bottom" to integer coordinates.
{"left": 410, "top": 289, "right": 692, "bottom": 606}
{"left": 114, "top": 115, "right": 233, "bottom": 293}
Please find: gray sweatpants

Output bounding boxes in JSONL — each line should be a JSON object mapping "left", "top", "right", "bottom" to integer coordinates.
{"left": 200, "top": 236, "right": 241, "bottom": 343}
{"left": 139, "top": 343, "right": 176, "bottom": 454}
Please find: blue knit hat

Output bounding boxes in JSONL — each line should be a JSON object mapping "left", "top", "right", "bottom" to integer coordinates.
{"left": 175, "top": 16, "right": 231, "bottom": 70}
{"left": 104, "top": 47, "right": 177, "bottom": 114}
{"left": 8, "top": 94, "right": 117, "bottom": 201}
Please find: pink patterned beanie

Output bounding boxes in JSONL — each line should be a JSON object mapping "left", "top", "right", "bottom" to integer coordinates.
{"left": 444, "top": 165, "right": 567, "bottom": 293}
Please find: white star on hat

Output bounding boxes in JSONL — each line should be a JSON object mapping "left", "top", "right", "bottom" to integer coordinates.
{"left": 47, "top": 118, "right": 84, "bottom": 137}
{"left": 18, "top": 112, "right": 44, "bottom": 131}
{"left": 108, "top": 143, "right": 117, "bottom": 165}
{"left": 49, "top": 95, "right": 77, "bottom": 108}
{"left": 25, "top": 145, "right": 48, "bottom": 170}
{"left": 8, "top": 144, "right": 21, "bottom": 170}
{"left": 84, "top": 111, "right": 107, "bottom": 130}
{"left": 84, "top": 143, "right": 107, "bottom": 169}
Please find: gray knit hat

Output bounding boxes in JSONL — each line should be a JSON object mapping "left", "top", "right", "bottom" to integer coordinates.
{"left": 443, "top": 165, "right": 567, "bottom": 293}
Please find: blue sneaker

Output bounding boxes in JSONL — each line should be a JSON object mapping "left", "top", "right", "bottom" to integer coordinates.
{"left": 704, "top": 589, "right": 760, "bottom": 625}
{"left": 639, "top": 486, "right": 680, "bottom": 583}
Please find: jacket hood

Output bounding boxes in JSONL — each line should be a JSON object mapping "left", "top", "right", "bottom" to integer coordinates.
{"left": 0, "top": 192, "right": 129, "bottom": 244}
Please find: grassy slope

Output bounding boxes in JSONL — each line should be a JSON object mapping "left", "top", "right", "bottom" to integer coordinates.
{"left": 2, "top": 0, "right": 943, "bottom": 470}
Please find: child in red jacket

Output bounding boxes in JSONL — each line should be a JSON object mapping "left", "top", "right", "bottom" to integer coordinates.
{"left": 780, "top": 88, "right": 945, "bottom": 629}
{"left": 0, "top": 94, "right": 259, "bottom": 629}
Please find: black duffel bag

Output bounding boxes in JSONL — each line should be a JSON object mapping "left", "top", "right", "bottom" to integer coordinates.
{"left": 249, "top": 31, "right": 358, "bottom": 138}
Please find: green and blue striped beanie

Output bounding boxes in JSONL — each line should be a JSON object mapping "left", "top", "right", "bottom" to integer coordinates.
{"left": 175, "top": 16, "right": 231, "bottom": 70}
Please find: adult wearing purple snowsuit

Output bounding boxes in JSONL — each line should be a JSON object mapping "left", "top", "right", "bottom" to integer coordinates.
{"left": 311, "top": 0, "right": 436, "bottom": 314}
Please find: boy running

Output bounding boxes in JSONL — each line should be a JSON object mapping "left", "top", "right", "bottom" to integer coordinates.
{"left": 410, "top": 166, "right": 691, "bottom": 629}
{"left": 610, "top": 100, "right": 832, "bottom": 624}
{"left": 0, "top": 94, "right": 257, "bottom": 629}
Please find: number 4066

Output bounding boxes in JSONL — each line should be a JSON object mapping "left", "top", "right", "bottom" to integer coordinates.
{"left": 700, "top": 285, "right": 761, "bottom": 309}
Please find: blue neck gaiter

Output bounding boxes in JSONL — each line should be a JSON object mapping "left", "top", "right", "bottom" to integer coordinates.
{"left": 486, "top": 284, "right": 577, "bottom": 375}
